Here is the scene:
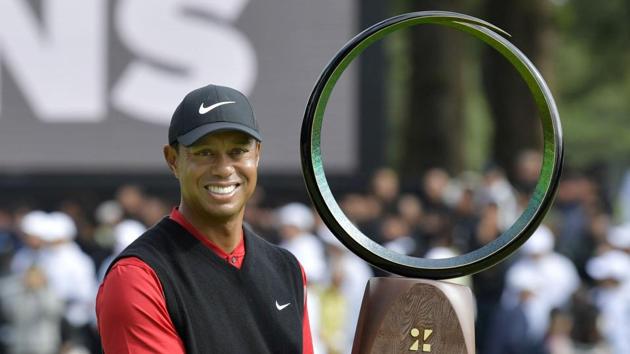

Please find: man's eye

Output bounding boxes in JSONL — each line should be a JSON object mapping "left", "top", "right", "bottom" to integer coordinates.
{"left": 230, "top": 148, "right": 247, "bottom": 156}
{"left": 194, "top": 150, "right": 213, "bottom": 157}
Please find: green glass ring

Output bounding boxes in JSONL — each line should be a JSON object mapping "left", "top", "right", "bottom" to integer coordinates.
{"left": 300, "top": 11, "right": 563, "bottom": 279}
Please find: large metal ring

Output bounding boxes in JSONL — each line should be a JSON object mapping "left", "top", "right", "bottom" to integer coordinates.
{"left": 300, "top": 11, "right": 563, "bottom": 279}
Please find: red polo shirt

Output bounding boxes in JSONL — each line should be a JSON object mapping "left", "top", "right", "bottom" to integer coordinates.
{"left": 96, "top": 209, "right": 314, "bottom": 353}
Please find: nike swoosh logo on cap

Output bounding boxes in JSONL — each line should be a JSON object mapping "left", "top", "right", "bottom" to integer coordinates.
{"left": 198, "top": 101, "right": 235, "bottom": 115}
{"left": 275, "top": 301, "right": 291, "bottom": 311}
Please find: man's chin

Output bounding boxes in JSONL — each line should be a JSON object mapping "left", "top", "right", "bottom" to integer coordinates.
{"left": 203, "top": 206, "right": 243, "bottom": 221}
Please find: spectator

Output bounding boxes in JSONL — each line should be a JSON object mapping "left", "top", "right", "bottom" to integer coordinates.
{"left": 340, "top": 194, "right": 382, "bottom": 244}
{"left": 472, "top": 202, "right": 508, "bottom": 354}
{"left": 115, "top": 185, "right": 146, "bottom": 223}
{"left": 318, "top": 227, "right": 372, "bottom": 353}
{"left": 318, "top": 259, "right": 347, "bottom": 354}
{"left": 139, "top": 196, "right": 169, "bottom": 227}
{"left": 92, "top": 200, "right": 124, "bottom": 250}
{"left": 380, "top": 214, "right": 416, "bottom": 256}
{"left": 397, "top": 194, "right": 427, "bottom": 254}
{"left": 503, "top": 225, "right": 580, "bottom": 340}
{"left": 514, "top": 150, "right": 542, "bottom": 195}
{"left": 10, "top": 211, "right": 49, "bottom": 275}
{"left": 568, "top": 286, "right": 610, "bottom": 353}
{"left": 586, "top": 250, "right": 630, "bottom": 354}
{"left": 545, "top": 309, "right": 574, "bottom": 354}
{"left": 276, "top": 202, "right": 327, "bottom": 354}
{"left": 27, "top": 212, "right": 96, "bottom": 352}
{"left": 0, "top": 265, "right": 64, "bottom": 354}
{"left": 420, "top": 168, "right": 451, "bottom": 214}
{"left": 277, "top": 203, "right": 327, "bottom": 285}
{"left": 243, "top": 187, "right": 280, "bottom": 244}
{"left": 486, "top": 265, "right": 547, "bottom": 354}
{"left": 480, "top": 165, "right": 519, "bottom": 232}
{"left": 451, "top": 185, "right": 479, "bottom": 253}
{"left": 59, "top": 200, "right": 110, "bottom": 274}
{"left": 397, "top": 194, "right": 424, "bottom": 234}
{"left": 369, "top": 168, "right": 400, "bottom": 215}
{"left": 97, "top": 219, "right": 146, "bottom": 281}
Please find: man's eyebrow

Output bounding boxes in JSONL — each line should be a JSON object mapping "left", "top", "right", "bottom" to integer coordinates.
{"left": 187, "top": 144, "right": 211, "bottom": 150}
{"left": 188, "top": 137, "right": 253, "bottom": 149}
{"left": 232, "top": 137, "right": 254, "bottom": 145}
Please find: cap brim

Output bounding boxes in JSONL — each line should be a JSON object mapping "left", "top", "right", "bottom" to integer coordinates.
{"left": 177, "top": 122, "right": 262, "bottom": 146}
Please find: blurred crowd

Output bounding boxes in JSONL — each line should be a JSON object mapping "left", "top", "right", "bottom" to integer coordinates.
{"left": 1, "top": 150, "right": 630, "bottom": 354}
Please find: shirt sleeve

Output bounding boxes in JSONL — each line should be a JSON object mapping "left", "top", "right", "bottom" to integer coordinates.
{"left": 300, "top": 263, "right": 314, "bottom": 354}
{"left": 96, "top": 257, "right": 185, "bottom": 354}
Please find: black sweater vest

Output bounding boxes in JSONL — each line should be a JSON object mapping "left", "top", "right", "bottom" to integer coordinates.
{"left": 109, "top": 218, "right": 304, "bottom": 354}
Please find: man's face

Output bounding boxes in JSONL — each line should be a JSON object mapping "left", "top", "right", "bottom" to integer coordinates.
{"left": 164, "top": 131, "right": 260, "bottom": 223}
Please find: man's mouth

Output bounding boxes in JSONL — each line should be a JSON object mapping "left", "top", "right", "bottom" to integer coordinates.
{"left": 204, "top": 184, "right": 239, "bottom": 195}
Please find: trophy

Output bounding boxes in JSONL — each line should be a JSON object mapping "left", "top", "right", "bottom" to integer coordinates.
{"left": 300, "top": 11, "right": 563, "bottom": 354}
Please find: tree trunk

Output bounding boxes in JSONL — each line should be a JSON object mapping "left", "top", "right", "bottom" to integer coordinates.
{"left": 481, "top": 0, "right": 553, "bottom": 180}
{"left": 399, "top": 0, "right": 466, "bottom": 178}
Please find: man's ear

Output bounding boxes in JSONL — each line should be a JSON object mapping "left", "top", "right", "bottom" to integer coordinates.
{"left": 255, "top": 142, "right": 262, "bottom": 167}
{"left": 163, "top": 144, "right": 179, "bottom": 178}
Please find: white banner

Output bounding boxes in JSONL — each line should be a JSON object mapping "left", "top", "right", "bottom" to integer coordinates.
{"left": 0, "top": 0, "right": 356, "bottom": 174}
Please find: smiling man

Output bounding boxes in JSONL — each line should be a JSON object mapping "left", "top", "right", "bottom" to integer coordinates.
{"left": 96, "top": 84, "right": 314, "bottom": 353}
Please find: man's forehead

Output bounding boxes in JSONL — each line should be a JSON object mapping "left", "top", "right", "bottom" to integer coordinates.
{"left": 191, "top": 131, "right": 256, "bottom": 146}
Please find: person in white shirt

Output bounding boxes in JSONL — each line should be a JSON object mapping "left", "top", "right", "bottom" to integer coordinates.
{"left": 26, "top": 212, "right": 97, "bottom": 350}
{"left": 277, "top": 202, "right": 328, "bottom": 354}
{"left": 503, "top": 225, "right": 580, "bottom": 340}
{"left": 277, "top": 203, "right": 327, "bottom": 285}
{"left": 10, "top": 211, "right": 49, "bottom": 275}
{"left": 40, "top": 213, "right": 96, "bottom": 330}
{"left": 97, "top": 219, "right": 146, "bottom": 281}
{"left": 586, "top": 250, "right": 630, "bottom": 354}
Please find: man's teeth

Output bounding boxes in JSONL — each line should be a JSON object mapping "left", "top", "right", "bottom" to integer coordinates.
{"left": 206, "top": 185, "right": 237, "bottom": 195}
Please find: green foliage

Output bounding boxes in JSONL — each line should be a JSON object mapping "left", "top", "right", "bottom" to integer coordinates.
{"left": 383, "top": 0, "right": 630, "bottom": 170}
{"left": 462, "top": 51, "right": 493, "bottom": 172}
{"left": 554, "top": 0, "right": 630, "bottom": 167}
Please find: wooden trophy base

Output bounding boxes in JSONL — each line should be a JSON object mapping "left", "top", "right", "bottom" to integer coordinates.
{"left": 352, "top": 277, "right": 475, "bottom": 354}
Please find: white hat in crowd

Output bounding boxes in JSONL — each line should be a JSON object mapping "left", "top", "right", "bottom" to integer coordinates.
{"left": 277, "top": 203, "right": 315, "bottom": 231}
{"left": 47, "top": 212, "right": 77, "bottom": 242}
{"left": 607, "top": 224, "right": 630, "bottom": 249}
{"left": 113, "top": 219, "right": 146, "bottom": 255}
{"left": 20, "top": 210, "right": 50, "bottom": 239}
{"left": 586, "top": 250, "right": 630, "bottom": 282}
{"left": 19, "top": 210, "right": 77, "bottom": 242}
{"left": 507, "top": 265, "right": 542, "bottom": 293}
{"left": 522, "top": 224, "right": 554, "bottom": 256}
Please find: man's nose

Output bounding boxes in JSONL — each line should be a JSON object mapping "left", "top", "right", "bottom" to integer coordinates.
{"left": 211, "top": 153, "right": 234, "bottom": 177}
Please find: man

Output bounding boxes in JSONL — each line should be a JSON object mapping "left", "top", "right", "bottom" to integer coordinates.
{"left": 486, "top": 266, "right": 547, "bottom": 354}
{"left": 96, "top": 84, "right": 314, "bottom": 353}
{"left": 502, "top": 225, "right": 579, "bottom": 342}
{"left": 586, "top": 250, "right": 630, "bottom": 354}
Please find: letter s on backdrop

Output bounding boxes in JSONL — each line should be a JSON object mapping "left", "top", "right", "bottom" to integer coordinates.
{"left": 112, "top": 0, "right": 257, "bottom": 125}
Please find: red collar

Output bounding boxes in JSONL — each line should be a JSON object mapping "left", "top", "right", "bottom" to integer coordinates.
{"left": 169, "top": 208, "right": 245, "bottom": 269}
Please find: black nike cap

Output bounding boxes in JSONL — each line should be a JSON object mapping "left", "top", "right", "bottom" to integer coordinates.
{"left": 168, "top": 84, "right": 261, "bottom": 146}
